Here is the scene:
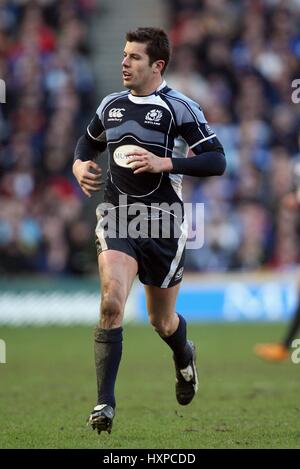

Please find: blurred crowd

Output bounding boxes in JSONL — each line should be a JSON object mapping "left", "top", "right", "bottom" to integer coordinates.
{"left": 166, "top": 0, "right": 300, "bottom": 272}
{"left": 1, "top": 0, "right": 300, "bottom": 276}
{"left": 0, "top": 0, "right": 97, "bottom": 274}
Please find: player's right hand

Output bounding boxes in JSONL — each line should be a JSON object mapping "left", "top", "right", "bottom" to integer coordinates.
{"left": 72, "top": 160, "right": 102, "bottom": 198}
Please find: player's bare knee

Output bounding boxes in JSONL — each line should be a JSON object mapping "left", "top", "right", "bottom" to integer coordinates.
{"left": 150, "top": 316, "right": 174, "bottom": 337}
{"left": 100, "top": 294, "right": 123, "bottom": 327}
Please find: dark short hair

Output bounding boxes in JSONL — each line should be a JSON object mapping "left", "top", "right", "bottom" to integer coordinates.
{"left": 126, "top": 27, "right": 171, "bottom": 75}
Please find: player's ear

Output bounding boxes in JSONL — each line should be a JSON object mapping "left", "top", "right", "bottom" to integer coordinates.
{"left": 153, "top": 60, "right": 165, "bottom": 74}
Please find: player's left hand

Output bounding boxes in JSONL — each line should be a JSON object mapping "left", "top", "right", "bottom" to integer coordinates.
{"left": 126, "top": 149, "right": 173, "bottom": 174}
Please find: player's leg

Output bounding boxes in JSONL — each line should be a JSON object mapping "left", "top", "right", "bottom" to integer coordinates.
{"left": 282, "top": 297, "right": 300, "bottom": 348}
{"left": 89, "top": 250, "right": 138, "bottom": 433}
{"left": 254, "top": 298, "right": 300, "bottom": 362}
{"left": 145, "top": 283, "right": 188, "bottom": 363}
{"left": 145, "top": 284, "right": 198, "bottom": 405}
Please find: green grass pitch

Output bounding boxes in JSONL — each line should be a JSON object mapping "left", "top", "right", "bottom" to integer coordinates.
{"left": 0, "top": 323, "right": 299, "bottom": 449}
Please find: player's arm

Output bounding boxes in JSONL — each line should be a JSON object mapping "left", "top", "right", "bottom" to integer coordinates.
{"left": 126, "top": 138, "right": 225, "bottom": 176}
{"left": 127, "top": 98, "right": 226, "bottom": 176}
{"left": 73, "top": 114, "right": 107, "bottom": 197}
{"left": 169, "top": 136, "right": 226, "bottom": 176}
{"left": 127, "top": 137, "right": 226, "bottom": 177}
{"left": 168, "top": 100, "right": 226, "bottom": 177}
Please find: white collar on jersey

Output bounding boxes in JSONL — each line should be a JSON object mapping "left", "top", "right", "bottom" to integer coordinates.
{"left": 128, "top": 80, "right": 167, "bottom": 104}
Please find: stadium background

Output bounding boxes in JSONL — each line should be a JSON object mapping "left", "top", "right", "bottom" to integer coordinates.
{"left": 1, "top": 0, "right": 300, "bottom": 324}
{"left": 1, "top": 0, "right": 300, "bottom": 450}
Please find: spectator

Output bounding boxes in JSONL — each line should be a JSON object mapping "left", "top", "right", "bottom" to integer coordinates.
{"left": 0, "top": 0, "right": 96, "bottom": 275}
{"left": 1, "top": 0, "right": 300, "bottom": 274}
{"left": 167, "top": 0, "right": 300, "bottom": 272}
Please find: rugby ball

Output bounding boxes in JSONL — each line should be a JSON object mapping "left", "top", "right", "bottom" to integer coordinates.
{"left": 113, "top": 144, "right": 144, "bottom": 168}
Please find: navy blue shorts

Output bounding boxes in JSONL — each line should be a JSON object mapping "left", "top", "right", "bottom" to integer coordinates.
{"left": 95, "top": 203, "right": 187, "bottom": 288}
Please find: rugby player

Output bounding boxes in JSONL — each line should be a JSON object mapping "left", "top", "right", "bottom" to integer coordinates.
{"left": 255, "top": 157, "right": 300, "bottom": 362}
{"left": 73, "top": 27, "right": 226, "bottom": 434}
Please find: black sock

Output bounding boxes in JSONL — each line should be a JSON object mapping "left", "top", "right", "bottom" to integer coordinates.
{"left": 160, "top": 314, "right": 192, "bottom": 369}
{"left": 94, "top": 326, "right": 123, "bottom": 408}
{"left": 283, "top": 300, "right": 300, "bottom": 348}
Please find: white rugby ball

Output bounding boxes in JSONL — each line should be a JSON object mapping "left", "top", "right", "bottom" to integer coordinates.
{"left": 113, "top": 144, "right": 144, "bottom": 168}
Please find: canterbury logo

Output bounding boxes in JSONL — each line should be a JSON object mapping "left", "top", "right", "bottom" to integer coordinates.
{"left": 175, "top": 267, "right": 184, "bottom": 280}
{"left": 109, "top": 108, "right": 125, "bottom": 119}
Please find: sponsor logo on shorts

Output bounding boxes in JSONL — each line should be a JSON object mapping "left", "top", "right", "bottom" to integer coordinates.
{"left": 174, "top": 267, "right": 184, "bottom": 280}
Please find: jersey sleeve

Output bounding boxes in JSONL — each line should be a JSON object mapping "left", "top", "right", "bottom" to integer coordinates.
{"left": 168, "top": 92, "right": 226, "bottom": 176}
{"left": 85, "top": 95, "right": 112, "bottom": 145}
{"left": 86, "top": 113, "right": 106, "bottom": 145}
{"left": 176, "top": 99, "right": 220, "bottom": 154}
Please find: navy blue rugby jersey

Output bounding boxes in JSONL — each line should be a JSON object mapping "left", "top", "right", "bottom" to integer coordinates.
{"left": 86, "top": 80, "right": 217, "bottom": 205}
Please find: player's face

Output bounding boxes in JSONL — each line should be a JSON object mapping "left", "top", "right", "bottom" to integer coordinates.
{"left": 122, "top": 42, "right": 159, "bottom": 95}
